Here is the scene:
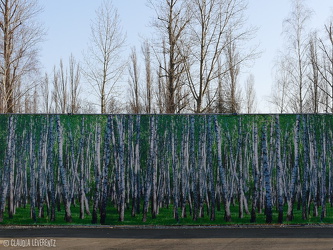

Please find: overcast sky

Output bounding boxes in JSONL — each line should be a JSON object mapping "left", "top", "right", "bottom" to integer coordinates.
{"left": 39, "top": 0, "right": 333, "bottom": 113}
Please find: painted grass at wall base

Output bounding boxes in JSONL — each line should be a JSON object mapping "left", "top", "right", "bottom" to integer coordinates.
{"left": 0, "top": 114, "right": 333, "bottom": 225}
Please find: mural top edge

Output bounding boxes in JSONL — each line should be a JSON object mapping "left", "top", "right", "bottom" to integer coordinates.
{"left": 0, "top": 113, "right": 332, "bottom": 116}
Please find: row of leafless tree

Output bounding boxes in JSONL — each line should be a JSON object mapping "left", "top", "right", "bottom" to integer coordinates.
{"left": 270, "top": 0, "right": 333, "bottom": 114}
{"left": 0, "top": 114, "right": 332, "bottom": 224}
{"left": 2, "top": 0, "right": 333, "bottom": 114}
{"left": 0, "top": 0, "right": 259, "bottom": 114}
{"left": 0, "top": 0, "right": 44, "bottom": 113}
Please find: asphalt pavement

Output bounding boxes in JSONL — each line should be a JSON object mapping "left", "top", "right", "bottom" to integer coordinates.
{"left": 0, "top": 226, "right": 332, "bottom": 249}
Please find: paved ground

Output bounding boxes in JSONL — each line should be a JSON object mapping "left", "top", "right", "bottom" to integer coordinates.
{"left": 0, "top": 226, "right": 333, "bottom": 249}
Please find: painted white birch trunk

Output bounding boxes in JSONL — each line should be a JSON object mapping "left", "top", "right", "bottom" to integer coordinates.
{"left": 286, "top": 115, "right": 300, "bottom": 221}
{"left": 0, "top": 116, "right": 16, "bottom": 222}
{"left": 100, "top": 115, "right": 112, "bottom": 225}
{"left": 262, "top": 121, "right": 272, "bottom": 223}
{"left": 275, "top": 115, "right": 284, "bottom": 223}
{"left": 56, "top": 115, "right": 72, "bottom": 222}
{"left": 92, "top": 124, "right": 101, "bottom": 224}
{"left": 214, "top": 116, "right": 231, "bottom": 222}
{"left": 250, "top": 121, "right": 259, "bottom": 223}
{"left": 116, "top": 116, "right": 126, "bottom": 222}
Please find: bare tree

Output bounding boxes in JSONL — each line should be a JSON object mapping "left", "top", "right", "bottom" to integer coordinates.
{"left": 51, "top": 66, "right": 62, "bottom": 113}
{"left": 41, "top": 73, "right": 51, "bottom": 113}
{"left": 223, "top": 32, "right": 243, "bottom": 113}
{"left": 83, "top": 0, "right": 126, "bottom": 114}
{"left": 32, "top": 85, "right": 38, "bottom": 113}
{"left": 127, "top": 47, "right": 141, "bottom": 114}
{"left": 52, "top": 61, "right": 67, "bottom": 113}
{"left": 281, "top": 0, "right": 312, "bottom": 113}
{"left": 0, "top": 0, "right": 44, "bottom": 113}
{"left": 18, "top": 83, "right": 39, "bottom": 113}
{"left": 317, "top": 21, "right": 333, "bottom": 113}
{"left": 185, "top": 0, "right": 256, "bottom": 113}
{"left": 149, "top": 0, "right": 190, "bottom": 113}
{"left": 142, "top": 40, "right": 154, "bottom": 113}
{"left": 307, "top": 32, "right": 322, "bottom": 113}
{"left": 186, "top": 0, "right": 227, "bottom": 113}
{"left": 156, "top": 57, "right": 166, "bottom": 113}
{"left": 244, "top": 74, "right": 257, "bottom": 113}
{"left": 68, "top": 55, "right": 81, "bottom": 113}
{"left": 215, "top": 58, "right": 228, "bottom": 113}
{"left": 270, "top": 56, "right": 292, "bottom": 113}
{"left": 51, "top": 55, "right": 81, "bottom": 113}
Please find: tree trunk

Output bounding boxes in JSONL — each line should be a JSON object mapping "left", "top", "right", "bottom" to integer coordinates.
{"left": 237, "top": 118, "right": 245, "bottom": 219}
{"left": 92, "top": 124, "right": 101, "bottom": 224}
{"left": 320, "top": 130, "right": 327, "bottom": 221}
{"left": 286, "top": 115, "right": 300, "bottom": 221}
{"left": 302, "top": 115, "right": 309, "bottom": 220}
{"left": 180, "top": 119, "right": 189, "bottom": 219}
{"left": 262, "top": 121, "right": 272, "bottom": 224}
{"left": 38, "top": 123, "right": 47, "bottom": 219}
{"left": 275, "top": 115, "right": 284, "bottom": 223}
{"left": 79, "top": 118, "right": 86, "bottom": 220}
{"left": 100, "top": 116, "right": 112, "bottom": 225}
{"left": 198, "top": 118, "right": 207, "bottom": 219}
{"left": 29, "top": 127, "right": 37, "bottom": 222}
{"left": 250, "top": 122, "right": 259, "bottom": 223}
{"left": 116, "top": 116, "right": 126, "bottom": 222}
{"left": 56, "top": 115, "right": 72, "bottom": 223}
{"left": 171, "top": 120, "right": 179, "bottom": 222}
{"left": 151, "top": 117, "right": 158, "bottom": 219}
{"left": 45, "top": 116, "right": 56, "bottom": 222}
{"left": 206, "top": 116, "right": 215, "bottom": 221}
{"left": 0, "top": 116, "right": 16, "bottom": 222}
{"left": 142, "top": 116, "right": 155, "bottom": 222}
{"left": 8, "top": 116, "right": 16, "bottom": 219}
{"left": 214, "top": 116, "right": 231, "bottom": 222}
{"left": 135, "top": 116, "right": 141, "bottom": 215}
{"left": 189, "top": 116, "right": 198, "bottom": 221}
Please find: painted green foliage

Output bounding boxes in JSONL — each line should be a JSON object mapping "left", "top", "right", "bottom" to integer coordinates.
{"left": 0, "top": 114, "right": 332, "bottom": 224}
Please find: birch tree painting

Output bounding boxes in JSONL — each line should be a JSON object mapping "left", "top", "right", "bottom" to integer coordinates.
{"left": 0, "top": 114, "right": 332, "bottom": 224}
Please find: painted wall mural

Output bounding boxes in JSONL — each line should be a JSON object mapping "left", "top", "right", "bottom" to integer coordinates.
{"left": 0, "top": 114, "right": 332, "bottom": 224}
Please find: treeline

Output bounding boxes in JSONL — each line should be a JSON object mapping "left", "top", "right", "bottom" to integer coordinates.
{"left": 2, "top": 0, "right": 333, "bottom": 114}
{"left": 271, "top": 1, "right": 333, "bottom": 114}
{"left": 0, "top": 114, "right": 332, "bottom": 224}
{"left": 0, "top": 0, "right": 257, "bottom": 114}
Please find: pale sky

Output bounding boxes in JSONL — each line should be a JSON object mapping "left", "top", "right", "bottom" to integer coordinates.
{"left": 39, "top": 0, "right": 333, "bottom": 113}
